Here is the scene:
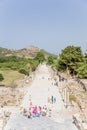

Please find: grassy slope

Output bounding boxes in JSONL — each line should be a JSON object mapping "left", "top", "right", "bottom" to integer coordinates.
{"left": 0, "top": 68, "right": 24, "bottom": 86}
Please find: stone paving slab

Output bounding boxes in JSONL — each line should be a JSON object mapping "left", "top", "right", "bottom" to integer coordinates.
{"left": 4, "top": 112, "right": 78, "bottom": 130}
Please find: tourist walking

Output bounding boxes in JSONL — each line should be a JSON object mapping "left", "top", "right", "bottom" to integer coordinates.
{"left": 51, "top": 96, "right": 54, "bottom": 104}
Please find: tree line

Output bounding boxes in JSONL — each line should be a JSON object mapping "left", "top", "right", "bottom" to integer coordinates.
{"left": 0, "top": 46, "right": 87, "bottom": 81}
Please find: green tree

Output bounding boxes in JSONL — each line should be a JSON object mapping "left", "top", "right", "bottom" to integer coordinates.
{"left": 29, "top": 60, "right": 39, "bottom": 72}
{"left": 58, "top": 46, "right": 83, "bottom": 75}
{"left": 77, "top": 63, "right": 87, "bottom": 78}
{"left": 0, "top": 73, "right": 4, "bottom": 81}
{"left": 47, "top": 55, "right": 54, "bottom": 65}
{"left": 34, "top": 51, "right": 45, "bottom": 63}
{"left": 77, "top": 56, "right": 87, "bottom": 78}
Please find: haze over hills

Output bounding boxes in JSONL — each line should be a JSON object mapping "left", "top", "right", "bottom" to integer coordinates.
{"left": 0, "top": 45, "right": 56, "bottom": 58}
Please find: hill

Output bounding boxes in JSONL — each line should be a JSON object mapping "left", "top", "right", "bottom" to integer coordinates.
{"left": 0, "top": 45, "right": 56, "bottom": 58}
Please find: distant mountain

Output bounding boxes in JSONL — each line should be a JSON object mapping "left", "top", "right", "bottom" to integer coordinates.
{"left": 0, "top": 45, "right": 56, "bottom": 58}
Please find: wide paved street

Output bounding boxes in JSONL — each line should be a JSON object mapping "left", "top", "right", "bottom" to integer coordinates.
{"left": 4, "top": 64, "right": 78, "bottom": 130}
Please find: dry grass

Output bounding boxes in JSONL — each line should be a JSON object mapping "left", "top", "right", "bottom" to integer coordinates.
{"left": 0, "top": 69, "right": 24, "bottom": 86}
{"left": 69, "top": 94, "right": 77, "bottom": 102}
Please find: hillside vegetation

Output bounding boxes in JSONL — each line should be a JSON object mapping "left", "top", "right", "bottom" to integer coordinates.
{"left": 0, "top": 46, "right": 53, "bottom": 87}
{"left": 0, "top": 45, "right": 87, "bottom": 87}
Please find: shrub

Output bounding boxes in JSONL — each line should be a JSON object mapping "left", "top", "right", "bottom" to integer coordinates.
{"left": 0, "top": 73, "right": 4, "bottom": 81}
{"left": 19, "top": 68, "right": 29, "bottom": 75}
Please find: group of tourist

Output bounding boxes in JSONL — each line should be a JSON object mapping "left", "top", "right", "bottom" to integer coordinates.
{"left": 20, "top": 102, "right": 52, "bottom": 119}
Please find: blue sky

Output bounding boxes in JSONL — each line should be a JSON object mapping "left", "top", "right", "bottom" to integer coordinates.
{"left": 0, "top": 0, "right": 87, "bottom": 54}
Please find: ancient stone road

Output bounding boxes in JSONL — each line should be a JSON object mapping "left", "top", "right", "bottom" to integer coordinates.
{"left": 4, "top": 64, "right": 78, "bottom": 130}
